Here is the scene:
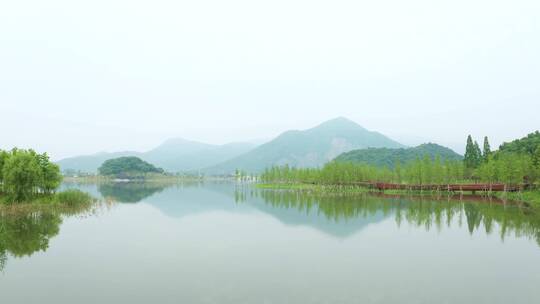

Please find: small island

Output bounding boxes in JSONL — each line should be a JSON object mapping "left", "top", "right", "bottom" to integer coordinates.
{"left": 98, "top": 156, "right": 165, "bottom": 180}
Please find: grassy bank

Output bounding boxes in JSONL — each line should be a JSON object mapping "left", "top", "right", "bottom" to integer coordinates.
{"left": 0, "top": 189, "right": 95, "bottom": 209}
{"left": 256, "top": 183, "right": 540, "bottom": 209}
{"left": 257, "top": 183, "right": 371, "bottom": 194}
{"left": 495, "top": 190, "right": 540, "bottom": 209}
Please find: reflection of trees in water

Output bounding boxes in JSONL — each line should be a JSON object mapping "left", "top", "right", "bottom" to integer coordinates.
{"left": 98, "top": 183, "right": 167, "bottom": 203}
{"left": 0, "top": 247, "right": 6, "bottom": 271}
{"left": 0, "top": 203, "right": 95, "bottom": 272}
{"left": 246, "top": 190, "right": 540, "bottom": 246}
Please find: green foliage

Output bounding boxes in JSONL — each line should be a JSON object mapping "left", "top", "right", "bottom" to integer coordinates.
{"left": 474, "top": 131, "right": 540, "bottom": 186}
{"left": 2, "top": 150, "right": 41, "bottom": 202}
{"left": 0, "top": 212, "right": 61, "bottom": 259}
{"left": 36, "top": 153, "right": 62, "bottom": 194}
{"left": 0, "top": 192, "right": 96, "bottom": 271}
{"left": 334, "top": 143, "right": 462, "bottom": 168}
{"left": 98, "top": 157, "right": 164, "bottom": 177}
{"left": 263, "top": 149, "right": 539, "bottom": 189}
{"left": 0, "top": 150, "right": 9, "bottom": 184}
{"left": 260, "top": 156, "right": 466, "bottom": 186}
{"left": 499, "top": 131, "right": 540, "bottom": 155}
{"left": 483, "top": 136, "right": 491, "bottom": 162}
{"left": 535, "top": 147, "right": 540, "bottom": 172}
{"left": 478, "top": 152, "right": 535, "bottom": 185}
{"left": 474, "top": 141, "right": 482, "bottom": 161}
{"left": 504, "top": 190, "right": 540, "bottom": 209}
{"left": 499, "top": 131, "right": 540, "bottom": 171}
{"left": 464, "top": 135, "right": 482, "bottom": 170}
{"left": 54, "top": 189, "right": 94, "bottom": 207}
{"left": 0, "top": 149, "right": 63, "bottom": 202}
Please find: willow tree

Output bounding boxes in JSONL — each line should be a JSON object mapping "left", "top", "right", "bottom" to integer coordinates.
{"left": 0, "top": 149, "right": 63, "bottom": 202}
{"left": 2, "top": 151, "right": 42, "bottom": 202}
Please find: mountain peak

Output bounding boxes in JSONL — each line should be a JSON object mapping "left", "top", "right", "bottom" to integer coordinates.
{"left": 311, "top": 117, "right": 367, "bottom": 132}
{"left": 205, "top": 117, "right": 404, "bottom": 173}
{"left": 329, "top": 116, "right": 354, "bottom": 122}
{"left": 159, "top": 137, "right": 202, "bottom": 146}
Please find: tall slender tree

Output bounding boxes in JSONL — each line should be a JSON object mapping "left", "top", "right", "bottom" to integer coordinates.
{"left": 473, "top": 141, "right": 482, "bottom": 167}
{"left": 464, "top": 135, "right": 477, "bottom": 169}
{"left": 482, "top": 136, "right": 491, "bottom": 163}
{"left": 534, "top": 147, "right": 540, "bottom": 169}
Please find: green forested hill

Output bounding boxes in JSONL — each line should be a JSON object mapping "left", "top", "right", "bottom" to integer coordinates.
{"left": 334, "top": 143, "right": 462, "bottom": 167}
{"left": 204, "top": 117, "right": 405, "bottom": 174}
{"left": 98, "top": 157, "right": 164, "bottom": 177}
{"left": 499, "top": 131, "right": 540, "bottom": 156}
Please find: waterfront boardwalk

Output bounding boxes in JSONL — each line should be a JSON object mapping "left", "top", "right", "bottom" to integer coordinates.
{"left": 372, "top": 182, "right": 525, "bottom": 192}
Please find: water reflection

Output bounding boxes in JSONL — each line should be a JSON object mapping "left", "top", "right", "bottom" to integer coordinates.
{"left": 97, "top": 181, "right": 211, "bottom": 203}
{"left": 86, "top": 182, "right": 540, "bottom": 246}
{"left": 98, "top": 182, "right": 167, "bottom": 203}
{"left": 244, "top": 189, "right": 540, "bottom": 246}
{"left": 0, "top": 203, "right": 97, "bottom": 272}
{"left": 16, "top": 181, "right": 540, "bottom": 267}
{"left": 2, "top": 183, "right": 539, "bottom": 304}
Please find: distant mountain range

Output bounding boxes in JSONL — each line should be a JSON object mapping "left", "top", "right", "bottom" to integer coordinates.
{"left": 57, "top": 139, "right": 256, "bottom": 173}
{"left": 60, "top": 117, "right": 460, "bottom": 174}
{"left": 334, "top": 143, "right": 462, "bottom": 167}
{"left": 203, "top": 117, "right": 405, "bottom": 174}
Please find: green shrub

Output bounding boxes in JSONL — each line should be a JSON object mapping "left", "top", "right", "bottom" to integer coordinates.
{"left": 53, "top": 190, "right": 93, "bottom": 207}
{"left": 0, "top": 148, "right": 62, "bottom": 203}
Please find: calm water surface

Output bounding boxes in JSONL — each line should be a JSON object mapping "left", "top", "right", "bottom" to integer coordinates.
{"left": 1, "top": 182, "right": 539, "bottom": 304}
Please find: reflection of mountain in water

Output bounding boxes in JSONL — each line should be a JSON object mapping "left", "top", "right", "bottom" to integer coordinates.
{"left": 143, "top": 183, "right": 253, "bottom": 218}
{"left": 61, "top": 182, "right": 540, "bottom": 246}
{"left": 4, "top": 183, "right": 539, "bottom": 273}
{"left": 100, "top": 182, "right": 389, "bottom": 238}
{"left": 90, "top": 182, "right": 540, "bottom": 244}
{"left": 240, "top": 189, "right": 540, "bottom": 245}
{"left": 245, "top": 191, "right": 390, "bottom": 238}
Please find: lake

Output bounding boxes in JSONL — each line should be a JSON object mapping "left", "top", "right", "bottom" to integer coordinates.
{"left": 1, "top": 182, "right": 539, "bottom": 304}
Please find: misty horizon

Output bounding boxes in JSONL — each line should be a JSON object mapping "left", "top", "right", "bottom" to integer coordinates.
{"left": 46, "top": 116, "right": 537, "bottom": 162}
{"left": 2, "top": 2, "right": 540, "bottom": 303}
{"left": 1, "top": 0, "right": 539, "bottom": 160}
{"left": 2, "top": 114, "right": 538, "bottom": 161}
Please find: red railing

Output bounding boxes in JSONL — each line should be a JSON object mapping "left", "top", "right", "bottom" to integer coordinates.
{"left": 373, "top": 183, "right": 524, "bottom": 192}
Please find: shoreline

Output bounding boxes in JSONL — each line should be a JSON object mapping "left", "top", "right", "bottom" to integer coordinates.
{"left": 61, "top": 175, "right": 234, "bottom": 184}
{"left": 0, "top": 189, "right": 96, "bottom": 212}
{"left": 256, "top": 183, "right": 540, "bottom": 209}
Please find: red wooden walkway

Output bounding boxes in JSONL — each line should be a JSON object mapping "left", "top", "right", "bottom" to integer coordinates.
{"left": 372, "top": 183, "right": 525, "bottom": 192}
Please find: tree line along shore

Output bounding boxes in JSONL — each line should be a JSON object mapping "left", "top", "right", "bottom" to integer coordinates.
{"left": 0, "top": 149, "right": 93, "bottom": 206}
{"left": 259, "top": 133, "right": 540, "bottom": 208}
{"left": 2, "top": 132, "right": 539, "bottom": 208}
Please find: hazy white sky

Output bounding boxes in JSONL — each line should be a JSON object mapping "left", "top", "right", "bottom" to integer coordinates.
{"left": 1, "top": 0, "right": 539, "bottom": 160}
